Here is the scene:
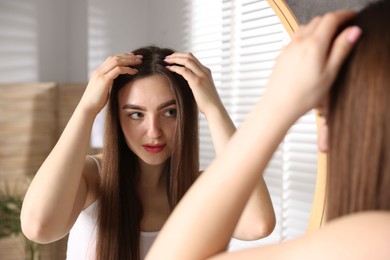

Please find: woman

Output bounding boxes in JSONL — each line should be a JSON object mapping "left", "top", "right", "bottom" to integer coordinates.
{"left": 146, "top": 1, "right": 390, "bottom": 259}
{"left": 21, "top": 46, "right": 275, "bottom": 259}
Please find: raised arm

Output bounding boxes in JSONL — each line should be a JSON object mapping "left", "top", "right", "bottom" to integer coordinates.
{"left": 209, "top": 211, "right": 390, "bottom": 260}
{"left": 147, "top": 11, "right": 360, "bottom": 260}
{"left": 165, "top": 52, "right": 234, "bottom": 154}
{"left": 20, "top": 53, "right": 142, "bottom": 243}
{"left": 165, "top": 53, "right": 275, "bottom": 239}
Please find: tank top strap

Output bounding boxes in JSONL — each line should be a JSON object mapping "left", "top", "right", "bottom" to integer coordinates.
{"left": 87, "top": 155, "right": 101, "bottom": 174}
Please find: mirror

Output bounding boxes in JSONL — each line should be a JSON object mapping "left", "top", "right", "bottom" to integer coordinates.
{"left": 0, "top": 0, "right": 372, "bottom": 258}
{"left": 268, "top": 0, "right": 376, "bottom": 233}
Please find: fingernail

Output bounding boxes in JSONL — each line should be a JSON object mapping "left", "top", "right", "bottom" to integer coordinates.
{"left": 347, "top": 26, "right": 362, "bottom": 43}
{"left": 136, "top": 55, "right": 143, "bottom": 59}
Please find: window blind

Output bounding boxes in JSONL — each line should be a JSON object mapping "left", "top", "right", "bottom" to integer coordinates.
{"left": 0, "top": 1, "right": 38, "bottom": 83}
{"left": 190, "top": 0, "right": 318, "bottom": 247}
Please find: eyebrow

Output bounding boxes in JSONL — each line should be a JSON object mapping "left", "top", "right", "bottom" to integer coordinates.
{"left": 121, "top": 99, "right": 177, "bottom": 111}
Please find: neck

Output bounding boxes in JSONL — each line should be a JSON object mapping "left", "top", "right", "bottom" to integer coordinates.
{"left": 138, "top": 160, "right": 168, "bottom": 191}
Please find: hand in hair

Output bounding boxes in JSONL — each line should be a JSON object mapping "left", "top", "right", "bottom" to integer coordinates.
{"left": 80, "top": 53, "right": 142, "bottom": 116}
{"left": 166, "top": 52, "right": 277, "bottom": 240}
{"left": 266, "top": 10, "right": 361, "bottom": 118}
{"left": 164, "top": 52, "right": 223, "bottom": 117}
{"left": 146, "top": 10, "right": 362, "bottom": 260}
{"left": 164, "top": 51, "right": 237, "bottom": 157}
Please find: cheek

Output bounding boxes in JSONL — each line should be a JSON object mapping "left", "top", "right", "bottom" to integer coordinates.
{"left": 163, "top": 120, "right": 177, "bottom": 142}
{"left": 119, "top": 119, "right": 140, "bottom": 141}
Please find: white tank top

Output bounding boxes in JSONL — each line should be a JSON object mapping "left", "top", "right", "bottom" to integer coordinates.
{"left": 66, "top": 156, "right": 159, "bottom": 259}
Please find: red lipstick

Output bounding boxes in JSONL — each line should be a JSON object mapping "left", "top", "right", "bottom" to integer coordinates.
{"left": 143, "top": 144, "right": 166, "bottom": 153}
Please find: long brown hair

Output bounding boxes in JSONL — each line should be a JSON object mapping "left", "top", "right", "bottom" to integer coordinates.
{"left": 96, "top": 46, "right": 199, "bottom": 260}
{"left": 327, "top": 0, "right": 390, "bottom": 220}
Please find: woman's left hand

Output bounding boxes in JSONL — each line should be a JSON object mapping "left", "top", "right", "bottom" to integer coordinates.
{"left": 164, "top": 52, "right": 223, "bottom": 116}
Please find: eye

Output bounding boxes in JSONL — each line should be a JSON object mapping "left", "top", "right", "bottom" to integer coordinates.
{"left": 128, "top": 112, "right": 144, "bottom": 119}
{"left": 164, "top": 108, "right": 177, "bottom": 118}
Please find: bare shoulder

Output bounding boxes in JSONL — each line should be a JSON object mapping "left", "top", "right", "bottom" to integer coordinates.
{"left": 93, "top": 153, "right": 103, "bottom": 163}
{"left": 327, "top": 210, "right": 390, "bottom": 229}
{"left": 83, "top": 153, "right": 102, "bottom": 177}
{"left": 82, "top": 153, "right": 102, "bottom": 207}
{"left": 321, "top": 211, "right": 390, "bottom": 240}
{"left": 304, "top": 211, "right": 390, "bottom": 259}
{"left": 210, "top": 211, "right": 390, "bottom": 260}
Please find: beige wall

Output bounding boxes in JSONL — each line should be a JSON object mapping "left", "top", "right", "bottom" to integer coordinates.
{"left": 0, "top": 83, "right": 93, "bottom": 260}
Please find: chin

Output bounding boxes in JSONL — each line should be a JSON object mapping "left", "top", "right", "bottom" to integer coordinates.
{"left": 140, "top": 156, "right": 170, "bottom": 166}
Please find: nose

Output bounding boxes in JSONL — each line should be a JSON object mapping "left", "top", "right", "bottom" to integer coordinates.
{"left": 146, "top": 115, "right": 162, "bottom": 138}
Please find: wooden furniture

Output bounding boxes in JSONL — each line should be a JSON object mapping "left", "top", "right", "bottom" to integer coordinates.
{"left": 0, "top": 82, "right": 88, "bottom": 260}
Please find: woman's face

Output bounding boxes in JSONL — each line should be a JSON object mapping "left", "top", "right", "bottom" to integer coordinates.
{"left": 118, "top": 74, "right": 177, "bottom": 166}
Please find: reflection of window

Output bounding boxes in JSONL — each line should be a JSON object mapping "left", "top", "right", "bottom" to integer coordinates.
{"left": 88, "top": 3, "right": 110, "bottom": 148}
{"left": 0, "top": 1, "right": 38, "bottom": 83}
{"left": 191, "top": 0, "right": 317, "bottom": 248}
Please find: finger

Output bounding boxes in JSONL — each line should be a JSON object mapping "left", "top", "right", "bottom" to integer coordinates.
{"left": 312, "top": 10, "right": 357, "bottom": 49}
{"left": 326, "top": 25, "right": 362, "bottom": 78}
{"left": 113, "top": 52, "right": 143, "bottom": 62}
{"left": 165, "top": 52, "right": 197, "bottom": 60}
{"left": 99, "top": 54, "right": 142, "bottom": 75}
{"left": 294, "top": 16, "right": 322, "bottom": 40}
{"left": 165, "top": 52, "right": 206, "bottom": 76}
{"left": 165, "top": 56, "right": 208, "bottom": 78}
{"left": 166, "top": 65, "right": 198, "bottom": 84}
{"left": 99, "top": 57, "right": 141, "bottom": 76}
{"left": 105, "top": 66, "right": 138, "bottom": 80}
{"left": 165, "top": 52, "right": 201, "bottom": 65}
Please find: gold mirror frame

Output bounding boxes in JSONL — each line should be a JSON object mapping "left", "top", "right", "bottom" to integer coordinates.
{"left": 267, "top": 0, "right": 327, "bottom": 232}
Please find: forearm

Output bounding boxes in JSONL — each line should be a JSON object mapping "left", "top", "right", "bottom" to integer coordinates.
{"left": 233, "top": 176, "right": 275, "bottom": 240}
{"left": 147, "top": 91, "right": 301, "bottom": 260}
{"left": 147, "top": 11, "right": 361, "bottom": 259}
{"left": 21, "top": 104, "right": 96, "bottom": 242}
{"left": 204, "top": 102, "right": 236, "bottom": 155}
{"left": 21, "top": 52, "right": 143, "bottom": 243}
{"left": 207, "top": 100, "right": 275, "bottom": 240}
{"left": 164, "top": 52, "right": 235, "bottom": 155}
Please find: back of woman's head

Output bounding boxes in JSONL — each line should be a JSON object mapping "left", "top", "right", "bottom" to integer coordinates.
{"left": 327, "top": 0, "right": 390, "bottom": 220}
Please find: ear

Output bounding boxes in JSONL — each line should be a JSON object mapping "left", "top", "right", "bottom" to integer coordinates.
{"left": 316, "top": 96, "right": 329, "bottom": 153}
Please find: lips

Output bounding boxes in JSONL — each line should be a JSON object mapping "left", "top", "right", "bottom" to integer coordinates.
{"left": 142, "top": 144, "right": 166, "bottom": 153}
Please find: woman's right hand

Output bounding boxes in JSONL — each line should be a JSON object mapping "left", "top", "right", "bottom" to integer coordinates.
{"left": 265, "top": 10, "right": 361, "bottom": 118}
{"left": 79, "top": 53, "right": 142, "bottom": 116}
